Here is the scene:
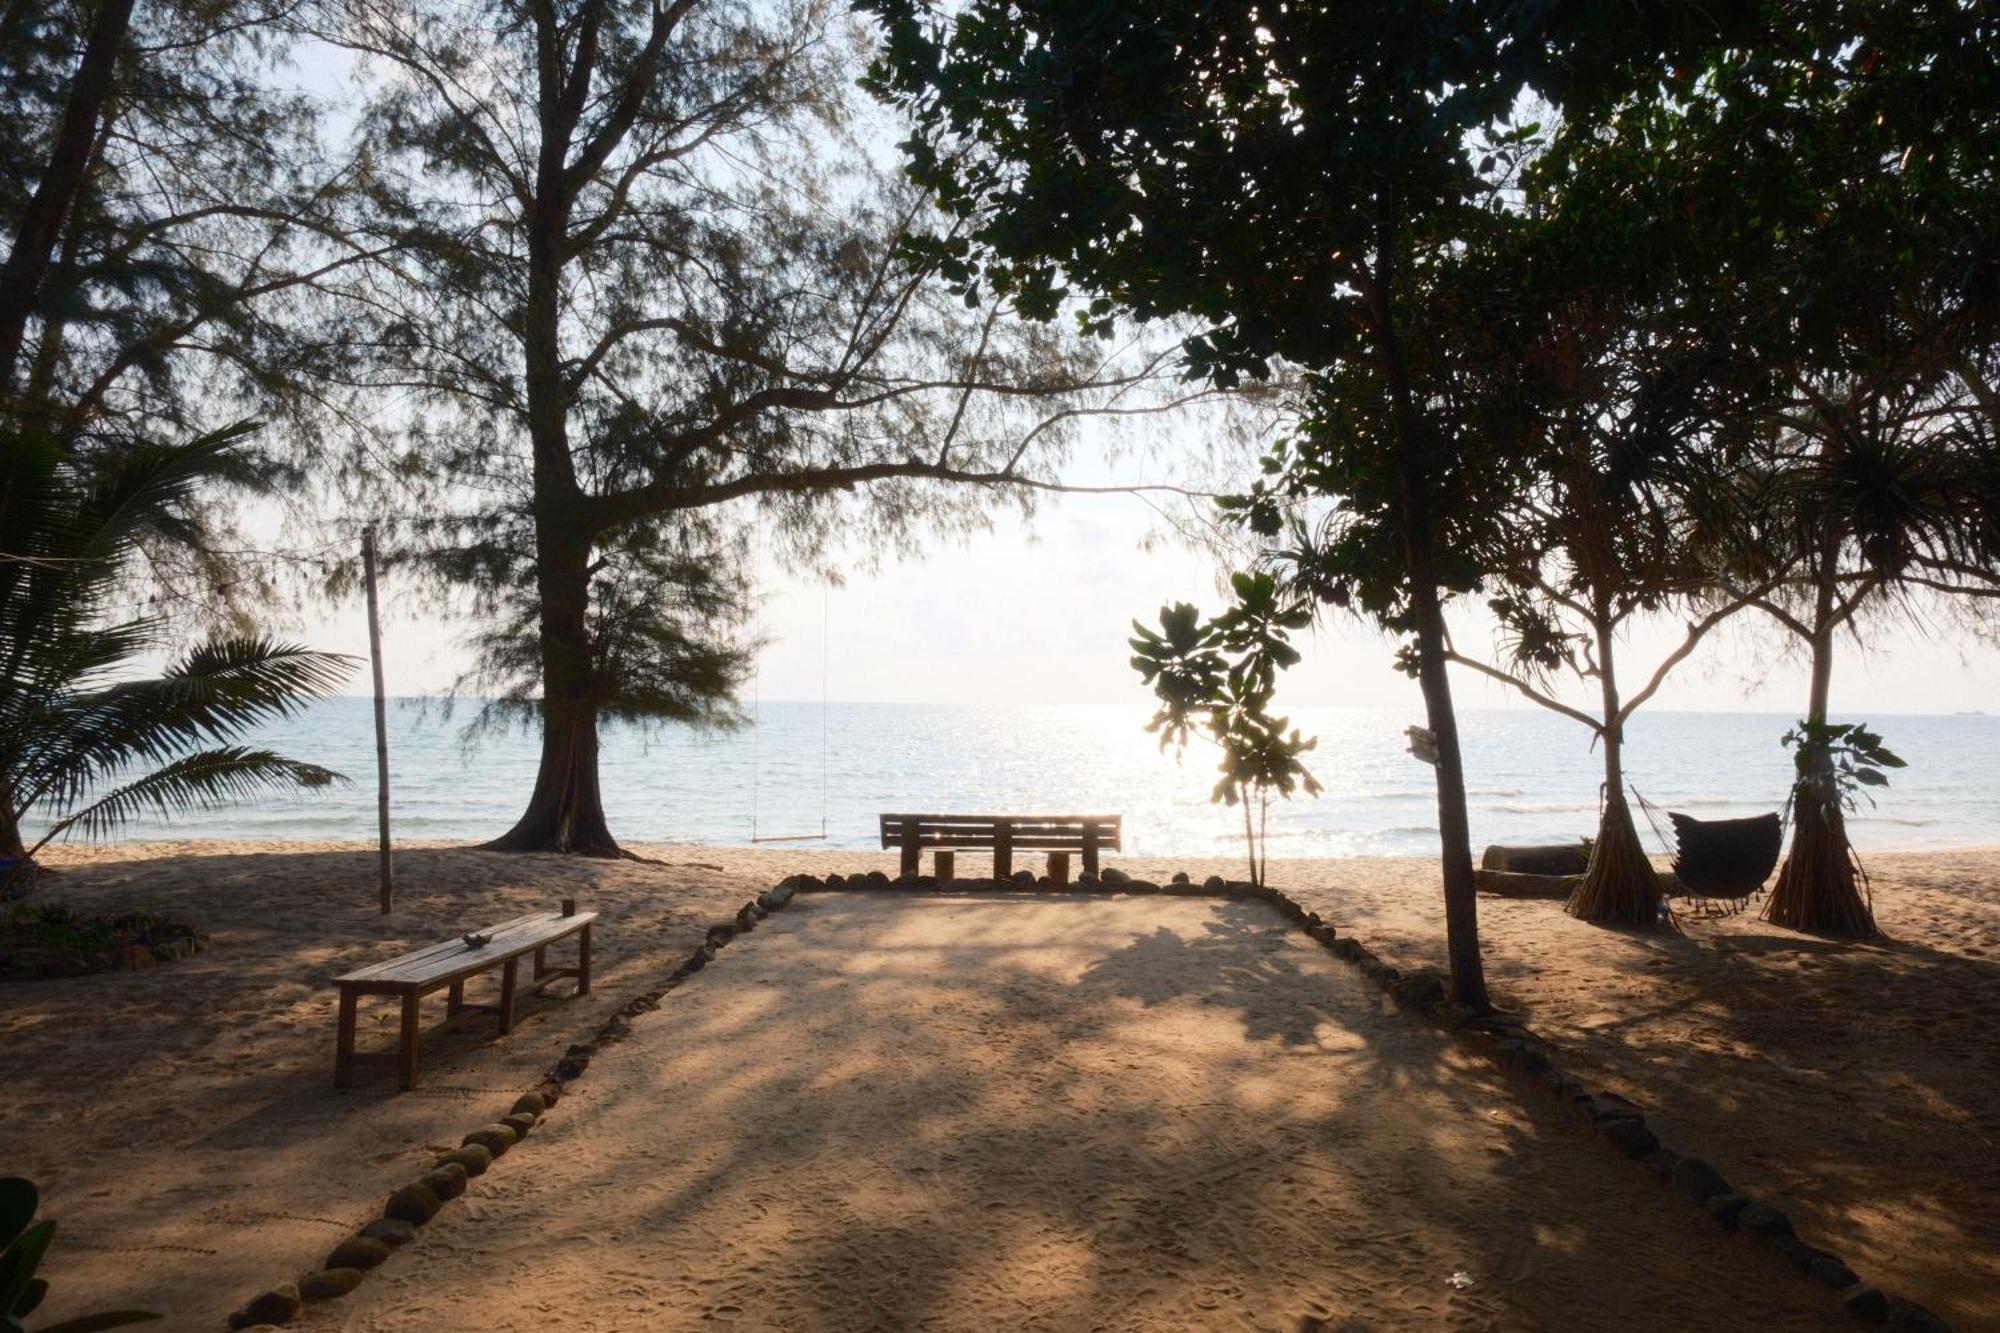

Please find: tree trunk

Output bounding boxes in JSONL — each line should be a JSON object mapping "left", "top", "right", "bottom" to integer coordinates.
{"left": 485, "top": 88, "right": 619, "bottom": 856}
{"left": 1567, "top": 605, "right": 1663, "bottom": 927}
{"left": 482, "top": 531, "right": 622, "bottom": 856}
{"left": 1765, "top": 579, "right": 1876, "bottom": 935}
{"left": 0, "top": 790, "right": 26, "bottom": 862}
{"left": 1363, "top": 211, "right": 1488, "bottom": 1009}
{"left": 0, "top": 0, "right": 138, "bottom": 391}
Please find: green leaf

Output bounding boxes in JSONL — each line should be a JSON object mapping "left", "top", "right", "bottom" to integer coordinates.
{"left": 0, "top": 1220, "right": 54, "bottom": 1317}
{"left": 0, "top": 1182, "right": 33, "bottom": 1253}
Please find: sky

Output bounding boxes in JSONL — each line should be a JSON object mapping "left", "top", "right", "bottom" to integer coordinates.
{"left": 272, "top": 37, "right": 2000, "bottom": 722}
{"left": 303, "top": 479, "right": 2000, "bottom": 718}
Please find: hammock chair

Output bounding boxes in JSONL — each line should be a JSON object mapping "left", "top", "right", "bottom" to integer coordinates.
{"left": 1664, "top": 810, "right": 1784, "bottom": 916}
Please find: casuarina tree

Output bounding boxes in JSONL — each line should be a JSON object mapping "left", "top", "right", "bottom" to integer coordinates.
{"left": 323, "top": 0, "right": 1196, "bottom": 856}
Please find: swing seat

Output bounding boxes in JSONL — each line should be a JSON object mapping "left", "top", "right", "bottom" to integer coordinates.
{"left": 1667, "top": 811, "right": 1782, "bottom": 909}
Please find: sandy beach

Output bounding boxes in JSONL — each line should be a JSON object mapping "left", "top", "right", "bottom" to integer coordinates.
{"left": 8, "top": 840, "right": 1998, "bottom": 1330}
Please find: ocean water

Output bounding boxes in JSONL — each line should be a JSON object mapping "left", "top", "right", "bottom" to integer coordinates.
{"left": 47, "top": 699, "right": 2000, "bottom": 858}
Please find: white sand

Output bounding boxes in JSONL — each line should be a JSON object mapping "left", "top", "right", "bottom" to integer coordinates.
{"left": 8, "top": 841, "right": 1997, "bottom": 1328}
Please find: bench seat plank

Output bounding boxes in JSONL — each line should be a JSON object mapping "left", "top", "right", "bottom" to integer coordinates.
{"left": 337, "top": 911, "right": 596, "bottom": 989}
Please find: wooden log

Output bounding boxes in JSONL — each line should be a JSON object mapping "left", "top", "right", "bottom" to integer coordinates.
{"left": 1479, "top": 842, "right": 1591, "bottom": 875}
{"left": 1473, "top": 868, "right": 1578, "bottom": 900}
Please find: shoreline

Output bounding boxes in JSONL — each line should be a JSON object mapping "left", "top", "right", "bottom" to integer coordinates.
{"left": 41, "top": 834, "right": 2000, "bottom": 866}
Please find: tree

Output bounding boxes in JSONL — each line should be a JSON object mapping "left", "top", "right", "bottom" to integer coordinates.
{"left": 1130, "top": 580, "right": 1320, "bottom": 889}
{"left": 324, "top": 0, "right": 1200, "bottom": 856}
{"left": 862, "top": 0, "right": 1755, "bottom": 1004}
{"left": 1638, "top": 2, "right": 2000, "bottom": 934}
{"left": 2, "top": 0, "right": 381, "bottom": 622}
{"left": 0, "top": 423, "right": 350, "bottom": 872}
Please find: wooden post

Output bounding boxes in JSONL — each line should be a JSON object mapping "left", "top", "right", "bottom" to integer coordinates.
{"left": 934, "top": 849, "right": 955, "bottom": 882}
{"left": 1047, "top": 851, "right": 1070, "bottom": 885}
{"left": 994, "top": 819, "right": 1012, "bottom": 880}
{"left": 900, "top": 819, "right": 921, "bottom": 876}
{"left": 362, "top": 526, "right": 393, "bottom": 914}
{"left": 1081, "top": 821, "right": 1100, "bottom": 877}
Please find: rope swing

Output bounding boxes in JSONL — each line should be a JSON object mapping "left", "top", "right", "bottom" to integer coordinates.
{"left": 749, "top": 580, "right": 830, "bottom": 844}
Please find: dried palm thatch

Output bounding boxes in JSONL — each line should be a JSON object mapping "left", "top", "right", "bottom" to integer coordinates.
{"left": 1566, "top": 792, "right": 1667, "bottom": 929}
{"left": 1764, "top": 787, "right": 1878, "bottom": 936}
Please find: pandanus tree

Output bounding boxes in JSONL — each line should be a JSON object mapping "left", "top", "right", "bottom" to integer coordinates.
{"left": 1452, "top": 323, "right": 1762, "bottom": 928}
{"left": 0, "top": 424, "right": 350, "bottom": 871}
{"left": 1670, "top": 5, "right": 2000, "bottom": 935}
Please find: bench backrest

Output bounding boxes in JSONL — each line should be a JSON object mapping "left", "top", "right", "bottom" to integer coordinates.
{"left": 878, "top": 814, "right": 1122, "bottom": 851}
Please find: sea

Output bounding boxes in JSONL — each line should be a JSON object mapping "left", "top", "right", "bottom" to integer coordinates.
{"left": 55, "top": 699, "right": 2000, "bottom": 859}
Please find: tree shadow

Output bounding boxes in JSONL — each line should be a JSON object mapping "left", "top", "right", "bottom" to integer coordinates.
{"left": 325, "top": 890, "right": 1838, "bottom": 1333}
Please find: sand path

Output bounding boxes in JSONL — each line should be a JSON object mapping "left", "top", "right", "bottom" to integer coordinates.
{"left": 323, "top": 892, "right": 1832, "bottom": 1332}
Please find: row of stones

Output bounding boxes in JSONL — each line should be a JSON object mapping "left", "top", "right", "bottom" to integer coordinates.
{"left": 785, "top": 868, "right": 1954, "bottom": 1333}
{"left": 222, "top": 878, "right": 804, "bottom": 1330}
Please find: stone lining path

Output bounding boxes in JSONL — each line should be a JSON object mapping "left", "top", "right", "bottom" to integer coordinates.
{"left": 315, "top": 893, "right": 1835, "bottom": 1331}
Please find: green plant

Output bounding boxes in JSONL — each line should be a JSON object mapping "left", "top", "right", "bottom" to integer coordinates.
{"left": 0, "top": 424, "right": 352, "bottom": 860}
{"left": 1, "top": 1177, "right": 158, "bottom": 1331}
{"left": 1782, "top": 720, "right": 1906, "bottom": 817}
{"left": 1130, "top": 576, "right": 1322, "bottom": 888}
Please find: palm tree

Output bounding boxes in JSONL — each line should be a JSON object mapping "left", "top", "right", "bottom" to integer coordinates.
{"left": 0, "top": 422, "right": 351, "bottom": 878}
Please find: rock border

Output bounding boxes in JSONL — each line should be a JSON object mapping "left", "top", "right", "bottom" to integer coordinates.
{"left": 224, "top": 869, "right": 1951, "bottom": 1330}
{"left": 223, "top": 881, "right": 801, "bottom": 1329}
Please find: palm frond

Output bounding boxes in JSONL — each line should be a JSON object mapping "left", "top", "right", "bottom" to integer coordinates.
{"left": 30, "top": 748, "right": 349, "bottom": 853}
{"left": 11, "top": 638, "right": 354, "bottom": 814}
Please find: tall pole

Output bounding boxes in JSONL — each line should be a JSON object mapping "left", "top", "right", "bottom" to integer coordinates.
{"left": 361, "top": 525, "right": 393, "bottom": 913}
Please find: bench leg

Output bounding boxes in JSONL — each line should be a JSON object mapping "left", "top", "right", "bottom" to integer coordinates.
{"left": 499, "top": 956, "right": 519, "bottom": 1034}
{"left": 334, "top": 988, "right": 358, "bottom": 1088}
{"left": 1047, "top": 851, "right": 1070, "bottom": 885}
{"left": 533, "top": 944, "right": 548, "bottom": 980}
{"left": 900, "top": 826, "right": 920, "bottom": 877}
{"left": 577, "top": 924, "right": 592, "bottom": 996}
{"left": 994, "top": 843, "right": 1011, "bottom": 879}
{"left": 447, "top": 979, "right": 464, "bottom": 1016}
{"left": 398, "top": 991, "right": 421, "bottom": 1091}
{"left": 934, "top": 849, "right": 954, "bottom": 882}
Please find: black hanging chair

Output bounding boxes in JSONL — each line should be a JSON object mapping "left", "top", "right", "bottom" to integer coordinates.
{"left": 1666, "top": 811, "right": 1784, "bottom": 915}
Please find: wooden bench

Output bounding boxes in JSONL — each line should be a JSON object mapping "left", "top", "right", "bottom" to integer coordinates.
{"left": 333, "top": 903, "right": 595, "bottom": 1091}
{"left": 878, "top": 813, "right": 1121, "bottom": 883}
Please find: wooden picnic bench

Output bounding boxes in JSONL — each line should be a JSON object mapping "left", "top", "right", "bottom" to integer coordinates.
{"left": 879, "top": 813, "right": 1122, "bottom": 883}
{"left": 333, "top": 902, "right": 595, "bottom": 1091}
